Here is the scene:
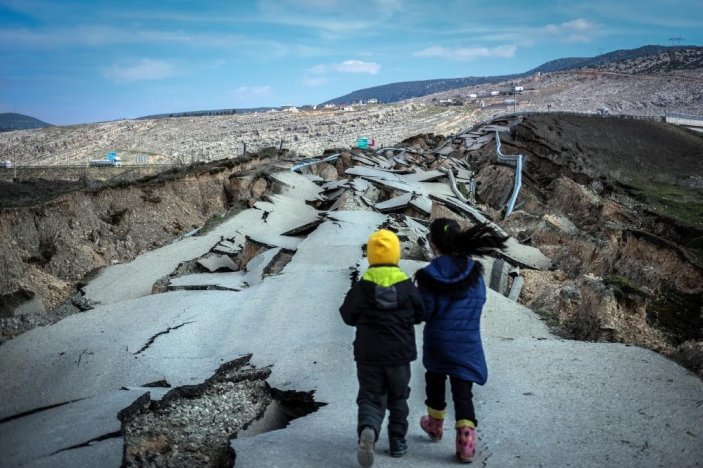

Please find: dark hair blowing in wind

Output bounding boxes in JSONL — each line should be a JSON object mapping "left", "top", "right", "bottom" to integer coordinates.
{"left": 429, "top": 218, "right": 508, "bottom": 258}
{"left": 415, "top": 218, "right": 509, "bottom": 296}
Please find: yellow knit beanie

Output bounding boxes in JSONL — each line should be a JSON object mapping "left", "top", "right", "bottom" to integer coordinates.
{"left": 367, "top": 229, "right": 400, "bottom": 266}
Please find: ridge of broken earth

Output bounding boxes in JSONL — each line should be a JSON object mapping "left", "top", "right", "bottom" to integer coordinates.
{"left": 121, "top": 355, "right": 327, "bottom": 468}
{"left": 0, "top": 397, "right": 92, "bottom": 425}
{"left": 0, "top": 150, "right": 290, "bottom": 344}
{"left": 0, "top": 291, "right": 97, "bottom": 345}
{"left": 151, "top": 235, "right": 298, "bottom": 294}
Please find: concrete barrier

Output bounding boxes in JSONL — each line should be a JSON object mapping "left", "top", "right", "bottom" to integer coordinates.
{"left": 0, "top": 165, "right": 177, "bottom": 183}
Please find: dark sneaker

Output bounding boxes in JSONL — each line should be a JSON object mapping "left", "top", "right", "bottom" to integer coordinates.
{"left": 357, "top": 426, "right": 375, "bottom": 467}
{"left": 389, "top": 437, "right": 407, "bottom": 458}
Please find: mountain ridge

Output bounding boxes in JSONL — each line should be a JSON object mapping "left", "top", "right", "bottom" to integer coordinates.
{"left": 0, "top": 112, "right": 53, "bottom": 132}
{"left": 322, "top": 44, "right": 702, "bottom": 105}
{"left": 3, "top": 44, "right": 701, "bottom": 128}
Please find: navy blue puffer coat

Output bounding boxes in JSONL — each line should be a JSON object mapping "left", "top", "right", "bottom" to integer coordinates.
{"left": 415, "top": 255, "right": 488, "bottom": 384}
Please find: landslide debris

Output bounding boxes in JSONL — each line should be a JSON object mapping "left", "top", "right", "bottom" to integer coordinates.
{"left": 0, "top": 151, "right": 287, "bottom": 343}
{"left": 123, "top": 356, "right": 325, "bottom": 468}
{"left": 475, "top": 113, "right": 703, "bottom": 375}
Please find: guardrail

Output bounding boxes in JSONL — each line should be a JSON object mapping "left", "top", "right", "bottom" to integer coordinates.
{"left": 0, "top": 164, "right": 180, "bottom": 183}
{"left": 490, "top": 110, "right": 665, "bottom": 123}
{"left": 665, "top": 111, "right": 703, "bottom": 127}
{"left": 289, "top": 153, "right": 340, "bottom": 172}
{"left": 495, "top": 131, "right": 524, "bottom": 218}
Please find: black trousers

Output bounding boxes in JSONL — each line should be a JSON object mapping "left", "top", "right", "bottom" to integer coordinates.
{"left": 356, "top": 362, "right": 411, "bottom": 441}
{"left": 425, "top": 371, "right": 477, "bottom": 425}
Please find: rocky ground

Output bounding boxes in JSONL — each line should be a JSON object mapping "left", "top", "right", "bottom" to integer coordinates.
{"left": 1, "top": 51, "right": 702, "bottom": 467}
{"left": 1, "top": 49, "right": 701, "bottom": 169}
{"left": 417, "top": 48, "right": 703, "bottom": 120}
{"left": 0, "top": 103, "right": 474, "bottom": 167}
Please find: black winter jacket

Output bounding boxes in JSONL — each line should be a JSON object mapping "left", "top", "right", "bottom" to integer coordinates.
{"left": 340, "top": 265, "right": 425, "bottom": 366}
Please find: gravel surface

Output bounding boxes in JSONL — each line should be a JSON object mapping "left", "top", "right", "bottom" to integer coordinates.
{"left": 123, "top": 360, "right": 272, "bottom": 468}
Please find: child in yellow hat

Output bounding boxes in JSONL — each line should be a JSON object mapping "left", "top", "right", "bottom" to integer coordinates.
{"left": 340, "top": 228, "right": 425, "bottom": 467}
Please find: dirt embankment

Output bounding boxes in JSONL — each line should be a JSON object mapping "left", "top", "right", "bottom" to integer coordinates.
{"left": 473, "top": 114, "right": 703, "bottom": 375}
{"left": 2, "top": 113, "right": 702, "bottom": 377}
{"left": 0, "top": 152, "right": 285, "bottom": 342}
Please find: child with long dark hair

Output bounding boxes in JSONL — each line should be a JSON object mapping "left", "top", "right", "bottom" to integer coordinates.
{"left": 414, "top": 218, "right": 508, "bottom": 463}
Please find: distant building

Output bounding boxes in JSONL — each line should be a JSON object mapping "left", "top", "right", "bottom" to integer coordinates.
{"left": 323, "top": 103, "right": 336, "bottom": 109}
{"left": 514, "top": 86, "right": 524, "bottom": 93}
{"left": 367, "top": 98, "right": 378, "bottom": 104}
{"left": 490, "top": 91, "right": 500, "bottom": 96}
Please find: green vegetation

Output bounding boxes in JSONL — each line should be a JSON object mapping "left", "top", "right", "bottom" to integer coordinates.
{"left": 532, "top": 308, "right": 570, "bottom": 338}
{"left": 196, "top": 202, "right": 247, "bottom": 236}
{"left": 603, "top": 274, "right": 648, "bottom": 298}
{"left": 628, "top": 180, "right": 703, "bottom": 229}
{"left": 685, "top": 236, "right": 703, "bottom": 267}
{"left": 646, "top": 286, "right": 703, "bottom": 343}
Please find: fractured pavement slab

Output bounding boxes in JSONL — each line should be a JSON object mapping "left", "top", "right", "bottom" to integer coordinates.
{"left": 0, "top": 390, "right": 145, "bottom": 467}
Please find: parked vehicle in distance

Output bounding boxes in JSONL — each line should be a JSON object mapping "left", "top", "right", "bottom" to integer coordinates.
{"left": 89, "top": 151, "right": 122, "bottom": 167}
{"left": 0, "top": 160, "right": 12, "bottom": 168}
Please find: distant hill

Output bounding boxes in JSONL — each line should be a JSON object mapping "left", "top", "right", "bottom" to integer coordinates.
{"left": 322, "top": 75, "right": 523, "bottom": 106}
{"left": 139, "top": 106, "right": 282, "bottom": 119}
{"left": 528, "top": 45, "right": 697, "bottom": 73}
{"left": 0, "top": 113, "right": 53, "bottom": 132}
{"left": 322, "top": 45, "right": 702, "bottom": 105}
{"left": 139, "top": 108, "right": 238, "bottom": 120}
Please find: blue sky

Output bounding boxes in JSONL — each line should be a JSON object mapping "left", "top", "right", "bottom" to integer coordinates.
{"left": 1, "top": 0, "right": 701, "bottom": 125}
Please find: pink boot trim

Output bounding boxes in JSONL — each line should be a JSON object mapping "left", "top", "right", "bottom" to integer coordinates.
{"left": 420, "top": 415, "right": 444, "bottom": 441}
{"left": 455, "top": 426, "right": 476, "bottom": 463}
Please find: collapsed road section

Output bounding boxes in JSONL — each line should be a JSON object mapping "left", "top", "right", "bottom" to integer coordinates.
{"left": 0, "top": 138, "right": 550, "bottom": 466}
{"left": 1, "top": 114, "right": 702, "bottom": 467}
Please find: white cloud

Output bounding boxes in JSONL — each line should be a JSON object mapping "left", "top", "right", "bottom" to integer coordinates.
{"left": 542, "top": 18, "right": 601, "bottom": 43}
{"left": 306, "top": 64, "right": 329, "bottom": 75}
{"left": 104, "top": 59, "right": 177, "bottom": 83}
{"left": 306, "top": 60, "right": 381, "bottom": 75}
{"left": 376, "top": 0, "right": 403, "bottom": 14}
{"left": 303, "top": 76, "right": 329, "bottom": 87}
{"left": 232, "top": 86, "right": 273, "bottom": 101}
{"left": 335, "top": 60, "right": 381, "bottom": 74}
{"left": 414, "top": 45, "right": 516, "bottom": 61}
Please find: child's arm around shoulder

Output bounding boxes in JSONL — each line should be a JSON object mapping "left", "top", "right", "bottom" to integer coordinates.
{"left": 409, "top": 283, "right": 426, "bottom": 324}
{"left": 339, "top": 281, "right": 363, "bottom": 326}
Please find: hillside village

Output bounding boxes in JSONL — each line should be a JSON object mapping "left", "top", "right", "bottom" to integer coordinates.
{"left": 0, "top": 48, "right": 702, "bottom": 467}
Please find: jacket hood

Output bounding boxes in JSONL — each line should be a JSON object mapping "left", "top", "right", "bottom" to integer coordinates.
{"left": 362, "top": 265, "right": 408, "bottom": 286}
{"left": 422, "top": 255, "right": 475, "bottom": 285}
{"left": 415, "top": 255, "right": 484, "bottom": 297}
{"left": 362, "top": 266, "right": 409, "bottom": 310}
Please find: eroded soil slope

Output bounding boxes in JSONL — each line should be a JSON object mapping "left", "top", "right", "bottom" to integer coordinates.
{"left": 472, "top": 113, "right": 703, "bottom": 375}
{"left": 1, "top": 113, "right": 702, "bottom": 379}
{"left": 0, "top": 152, "right": 286, "bottom": 341}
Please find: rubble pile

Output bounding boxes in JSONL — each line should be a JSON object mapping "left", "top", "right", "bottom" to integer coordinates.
{"left": 1, "top": 111, "right": 701, "bottom": 467}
